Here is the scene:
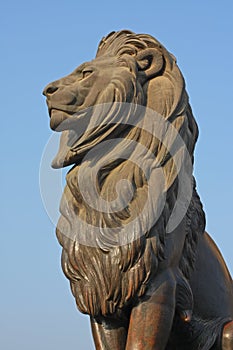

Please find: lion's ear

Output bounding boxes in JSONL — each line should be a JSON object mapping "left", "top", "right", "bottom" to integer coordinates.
{"left": 136, "top": 48, "right": 164, "bottom": 80}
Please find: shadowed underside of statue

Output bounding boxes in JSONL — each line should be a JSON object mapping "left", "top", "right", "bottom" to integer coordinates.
{"left": 43, "top": 30, "right": 233, "bottom": 349}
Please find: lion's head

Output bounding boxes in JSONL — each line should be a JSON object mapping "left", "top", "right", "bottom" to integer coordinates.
{"left": 43, "top": 30, "right": 198, "bottom": 169}
{"left": 43, "top": 31, "right": 205, "bottom": 316}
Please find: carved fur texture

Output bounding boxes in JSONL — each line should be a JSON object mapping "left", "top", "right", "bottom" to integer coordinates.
{"left": 44, "top": 30, "right": 207, "bottom": 318}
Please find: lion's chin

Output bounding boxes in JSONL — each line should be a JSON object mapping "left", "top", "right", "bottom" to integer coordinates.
{"left": 49, "top": 110, "right": 71, "bottom": 131}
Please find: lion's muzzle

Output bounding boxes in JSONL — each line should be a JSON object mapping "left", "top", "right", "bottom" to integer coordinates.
{"left": 43, "top": 82, "right": 81, "bottom": 131}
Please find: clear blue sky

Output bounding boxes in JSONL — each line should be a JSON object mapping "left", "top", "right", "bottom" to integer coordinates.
{"left": 1, "top": 1, "right": 232, "bottom": 349}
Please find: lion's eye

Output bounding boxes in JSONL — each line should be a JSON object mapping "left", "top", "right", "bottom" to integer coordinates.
{"left": 82, "top": 70, "right": 93, "bottom": 79}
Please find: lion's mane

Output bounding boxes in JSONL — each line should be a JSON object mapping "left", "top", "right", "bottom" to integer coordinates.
{"left": 56, "top": 31, "right": 205, "bottom": 317}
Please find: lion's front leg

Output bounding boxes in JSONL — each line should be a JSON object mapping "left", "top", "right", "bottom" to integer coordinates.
{"left": 126, "top": 272, "right": 176, "bottom": 350}
{"left": 90, "top": 314, "right": 129, "bottom": 350}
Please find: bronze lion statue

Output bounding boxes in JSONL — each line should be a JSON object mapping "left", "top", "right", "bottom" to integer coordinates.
{"left": 43, "top": 30, "right": 233, "bottom": 349}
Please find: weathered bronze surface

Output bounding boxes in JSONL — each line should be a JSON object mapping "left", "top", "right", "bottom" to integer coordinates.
{"left": 43, "top": 30, "right": 233, "bottom": 349}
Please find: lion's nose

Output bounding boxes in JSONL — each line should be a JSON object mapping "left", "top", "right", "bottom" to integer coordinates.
{"left": 43, "top": 84, "right": 58, "bottom": 96}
